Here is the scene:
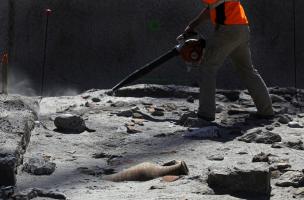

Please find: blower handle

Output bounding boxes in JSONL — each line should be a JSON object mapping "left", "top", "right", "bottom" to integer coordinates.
{"left": 176, "top": 31, "right": 198, "bottom": 43}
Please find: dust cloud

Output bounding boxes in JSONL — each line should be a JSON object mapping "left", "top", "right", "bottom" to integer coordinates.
{"left": 7, "top": 68, "right": 80, "bottom": 97}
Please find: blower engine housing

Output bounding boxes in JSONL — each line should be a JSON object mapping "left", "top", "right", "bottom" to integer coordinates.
{"left": 178, "top": 37, "right": 206, "bottom": 66}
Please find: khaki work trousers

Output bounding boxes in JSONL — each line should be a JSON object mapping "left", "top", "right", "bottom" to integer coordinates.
{"left": 198, "top": 25, "right": 274, "bottom": 119}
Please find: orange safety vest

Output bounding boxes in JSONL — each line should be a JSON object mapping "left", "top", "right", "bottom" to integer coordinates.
{"left": 201, "top": 0, "right": 248, "bottom": 25}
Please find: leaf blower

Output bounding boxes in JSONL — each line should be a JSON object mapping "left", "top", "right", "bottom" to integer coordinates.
{"left": 111, "top": 32, "right": 206, "bottom": 93}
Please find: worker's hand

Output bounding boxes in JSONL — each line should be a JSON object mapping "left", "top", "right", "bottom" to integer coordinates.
{"left": 176, "top": 26, "right": 193, "bottom": 41}
{"left": 176, "top": 34, "right": 184, "bottom": 42}
{"left": 177, "top": 27, "right": 198, "bottom": 42}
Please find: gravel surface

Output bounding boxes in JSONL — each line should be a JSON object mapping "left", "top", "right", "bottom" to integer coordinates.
{"left": 8, "top": 85, "right": 304, "bottom": 200}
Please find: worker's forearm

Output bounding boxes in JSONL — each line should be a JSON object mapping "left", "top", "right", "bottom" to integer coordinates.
{"left": 188, "top": 8, "right": 209, "bottom": 30}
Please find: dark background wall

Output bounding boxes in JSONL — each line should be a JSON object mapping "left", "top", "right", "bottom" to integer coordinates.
{"left": 0, "top": 0, "right": 303, "bottom": 96}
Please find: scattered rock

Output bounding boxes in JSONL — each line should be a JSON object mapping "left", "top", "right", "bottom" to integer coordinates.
{"left": 92, "top": 152, "right": 116, "bottom": 159}
{"left": 237, "top": 151, "right": 248, "bottom": 155}
{"left": 162, "top": 103, "right": 177, "bottom": 111}
{"left": 132, "top": 112, "right": 144, "bottom": 119}
{"left": 217, "top": 90, "right": 240, "bottom": 101}
{"left": 215, "top": 104, "right": 225, "bottom": 113}
{"left": 149, "top": 185, "right": 166, "bottom": 190}
{"left": 230, "top": 104, "right": 241, "bottom": 108}
{"left": 271, "top": 142, "right": 285, "bottom": 149}
{"left": 252, "top": 152, "right": 270, "bottom": 163}
{"left": 81, "top": 94, "right": 91, "bottom": 99}
{"left": 216, "top": 94, "right": 227, "bottom": 101}
{"left": 84, "top": 101, "right": 91, "bottom": 107}
{"left": 111, "top": 101, "right": 128, "bottom": 107}
{"left": 23, "top": 157, "right": 56, "bottom": 175}
{"left": 142, "top": 102, "right": 153, "bottom": 106}
{"left": 265, "top": 125, "right": 274, "bottom": 131}
{"left": 283, "top": 139, "right": 304, "bottom": 150}
{"left": 269, "top": 163, "right": 291, "bottom": 172}
{"left": 278, "top": 114, "right": 292, "bottom": 124}
{"left": 0, "top": 186, "right": 15, "bottom": 199}
{"left": 227, "top": 108, "right": 250, "bottom": 115}
{"left": 288, "top": 122, "right": 303, "bottom": 128}
{"left": 179, "top": 106, "right": 190, "bottom": 111}
{"left": 54, "top": 114, "right": 87, "bottom": 133}
{"left": 12, "top": 188, "right": 66, "bottom": 200}
{"left": 186, "top": 96, "right": 195, "bottom": 103}
{"left": 146, "top": 106, "right": 155, "bottom": 113}
{"left": 125, "top": 121, "right": 135, "bottom": 127}
{"left": 207, "top": 163, "right": 271, "bottom": 196}
{"left": 126, "top": 125, "right": 142, "bottom": 134}
{"left": 131, "top": 119, "right": 145, "bottom": 126}
{"left": 271, "top": 170, "right": 282, "bottom": 179}
{"left": 298, "top": 113, "right": 304, "bottom": 118}
{"left": 270, "top": 94, "right": 286, "bottom": 103}
{"left": 154, "top": 107, "right": 165, "bottom": 112}
{"left": 177, "top": 111, "right": 197, "bottom": 125}
{"left": 239, "top": 92, "right": 252, "bottom": 101}
{"left": 238, "top": 129, "right": 282, "bottom": 144}
{"left": 116, "top": 109, "right": 133, "bottom": 117}
{"left": 274, "top": 106, "right": 289, "bottom": 115}
{"left": 151, "top": 110, "right": 165, "bottom": 117}
{"left": 274, "top": 122, "right": 281, "bottom": 127}
{"left": 293, "top": 188, "right": 304, "bottom": 198}
{"left": 275, "top": 171, "right": 304, "bottom": 187}
{"left": 269, "top": 87, "right": 297, "bottom": 96}
{"left": 284, "top": 94, "right": 293, "bottom": 101}
{"left": 91, "top": 97, "right": 101, "bottom": 102}
{"left": 292, "top": 100, "right": 304, "bottom": 108}
{"left": 160, "top": 150, "right": 178, "bottom": 155}
{"left": 207, "top": 155, "right": 224, "bottom": 161}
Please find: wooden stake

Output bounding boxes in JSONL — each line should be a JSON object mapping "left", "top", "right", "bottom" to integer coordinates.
{"left": 1, "top": 53, "right": 9, "bottom": 94}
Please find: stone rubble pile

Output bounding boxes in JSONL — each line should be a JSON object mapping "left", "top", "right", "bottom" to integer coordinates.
{"left": 2, "top": 84, "right": 304, "bottom": 199}
{"left": 0, "top": 95, "right": 37, "bottom": 186}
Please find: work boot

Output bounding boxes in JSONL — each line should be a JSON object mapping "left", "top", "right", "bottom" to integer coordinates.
{"left": 197, "top": 113, "right": 215, "bottom": 122}
{"left": 184, "top": 117, "right": 215, "bottom": 127}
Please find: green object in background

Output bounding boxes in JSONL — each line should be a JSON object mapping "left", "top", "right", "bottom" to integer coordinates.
{"left": 148, "top": 19, "right": 160, "bottom": 32}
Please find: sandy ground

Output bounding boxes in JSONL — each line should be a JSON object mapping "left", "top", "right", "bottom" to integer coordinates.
{"left": 14, "top": 87, "right": 304, "bottom": 200}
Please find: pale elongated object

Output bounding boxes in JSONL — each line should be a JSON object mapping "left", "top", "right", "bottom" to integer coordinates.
{"left": 103, "top": 160, "right": 189, "bottom": 182}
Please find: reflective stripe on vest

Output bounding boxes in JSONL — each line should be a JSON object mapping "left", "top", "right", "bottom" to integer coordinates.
{"left": 202, "top": 0, "right": 248, "bottom": 25}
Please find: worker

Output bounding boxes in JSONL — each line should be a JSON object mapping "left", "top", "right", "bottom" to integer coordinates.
{"left": 180, "top": 0, "right": 274, "bottom": 121}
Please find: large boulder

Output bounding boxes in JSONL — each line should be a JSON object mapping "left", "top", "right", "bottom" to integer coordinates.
{"left": 54, "top": 114, "right": 87, "bottom": 133}
{"left": 207, "top": 163, "right": 271, "bottom": 197}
